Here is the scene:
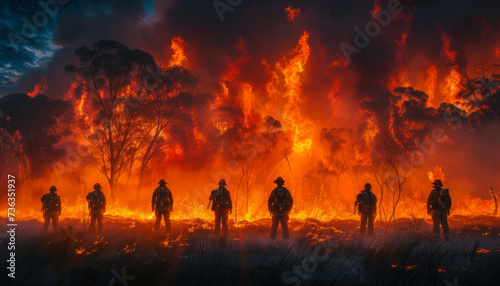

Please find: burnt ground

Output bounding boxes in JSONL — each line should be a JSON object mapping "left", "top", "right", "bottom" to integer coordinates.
{"left": 1, "top": 216, "right": 499, "bottom": 286}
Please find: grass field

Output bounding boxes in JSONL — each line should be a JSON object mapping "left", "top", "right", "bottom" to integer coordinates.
{"left": 1, "top": 216, "right": 499, "bottom": 285}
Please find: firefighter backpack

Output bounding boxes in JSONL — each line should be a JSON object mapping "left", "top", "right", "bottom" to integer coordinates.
{"left": 274, "top": 187, "right": 289, "bottom": 211}
{"left": 156, "top": 186, "right": 172, "bottom": 209}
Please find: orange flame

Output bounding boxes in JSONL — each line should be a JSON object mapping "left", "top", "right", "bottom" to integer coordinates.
{"left": 427, "top": 165, "right": 445, "bottom": 184}
{"left": 27, "top": 77, "right": 47, "bottom": 97}
{"left": 440, "top": 30, "right": 461, "bottom": 102}
{"left": 277, "top": 31, "right": 314, "bottom": 153}
{"left": 76, "top": 81, "right": 88, "bottom": 118}
{"left": 285, "top": 6, "right": 301, "bottom": 22}
{"left": 213, "top": 38, "right": 249, "bottom": 108}
{"left": 64, "top": 81, "right": 79, "bottom": 100}
{"left": 168, "top": 36, "right": 188, "bottom": 67}
{"left": 241, "top": 83, "right": 255, "bottom": 129}
{"left": 425, "top": 64, "right": 438, "bottom": 105}
{"left": 373, "top": 0, "right": 381, "bottom": 16}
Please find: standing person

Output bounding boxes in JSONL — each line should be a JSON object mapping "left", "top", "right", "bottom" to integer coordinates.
{"left": 208, "top": 179, "right": 232, "bottom": 235}
{"left": 152, "top": 179, "right": 174, "bottom": 232}
{"left": 86, "top": 183, "right": 106, "bottom": 233}
{"left": 41, "top": 185, "right": 61, "bottom": 233}
{"left": 268, "top": 177, "right": 293, "bottom": 239}
{"left": 427, "top": 179, "right": 452, "bottom": 240}
{"left": 354, "top": 183, "right": 377, "bottom": 236}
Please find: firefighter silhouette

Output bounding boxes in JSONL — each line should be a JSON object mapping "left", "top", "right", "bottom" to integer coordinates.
{"left": 208, "top": 179, "right": 232, "bottom": 235}
{"left": 268, "top": 177, "right": 293, "bottom": 239}
{"left": 354, "top": 183, "right": 377, "bottom": 236}
{"left": 41, "top": 185, "right": 61, "bottom": 233}
{"left": 152, "top": 179, "right": 174, "bottom": 232}
{"left": 86, "top": 183, "right": 106, "bottom": 233}
{"left": 427, "top": 179, "right": 452, "bottom": 240}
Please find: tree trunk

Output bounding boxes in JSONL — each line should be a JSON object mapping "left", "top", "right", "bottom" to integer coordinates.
{"left": 235, "top": 174, "right": 244, "bottom": 223}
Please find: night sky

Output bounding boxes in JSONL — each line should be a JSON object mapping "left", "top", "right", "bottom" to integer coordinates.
{"left": 1, "top": 0, "right": 499, "bottom": 98}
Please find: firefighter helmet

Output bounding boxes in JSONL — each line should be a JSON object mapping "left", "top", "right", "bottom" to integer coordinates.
{"left": 158, "top": 179, "right": 167, "bottom": 185}
{"left": 432, "top": 180, "right": 443, "bottom": 187}
{"left": 49, "top": 185, "right": 57, "bottom": 192}
{"left": 218, "top": 179, "right": 227, "bottom": 187}
{"left": 364, "top": 183, "right": 372, "bottom": 190}
{"left": 94, "top": 183, "right": 103, "bottom": 190}
{"left": 274, "top": 177, "right": 285, "bottom": 185}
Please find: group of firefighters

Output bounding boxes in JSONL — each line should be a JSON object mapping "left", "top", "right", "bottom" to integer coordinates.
{"left": 41, "top": 177, "right": 454, "bottom": 240}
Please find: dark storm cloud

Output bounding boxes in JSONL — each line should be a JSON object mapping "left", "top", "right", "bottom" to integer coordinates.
{"left": 1, "top": 0, "right": 149, "bottom": 97}
{"left": 0, "top": 0, "right": 60, "bottom": 94}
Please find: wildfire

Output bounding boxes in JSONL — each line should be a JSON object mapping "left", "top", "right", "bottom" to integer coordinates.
{"left": 428, "top": 165, "right": 445, "bottom": 184}
{"left": 327, "top": 80, "right": 341, "bottom": 116}
{"left": 213, "top": 119, "right": 231, "bottom": 135}
{"left": 241, "top": 83, "right": 255, "bottom": 129}
{"left": 212, "top": 38, "right": 249, "bottom": 108}
{"left": 165, "top": 142, "right": 185, "bottom": 162}
{"left": 264, "top": 60, "right": 280, "bottom": 110}
{"left": 285, "top": 6, "right": 301, "bottom": 22}
{"left": 276, "top": 31, "right": 314, "bottom": 153}
{"left": 168, "top": 36, "right": 188, "bottom": 67}
{"left": 27, "top": 77, "right": 47, "bottom": 97}
{"left": 64, "top": 81, "right": 79, "bottom": 100}
{"left": 363, "top": 118, "right": 378, "bottom": 145}
{"left": 372, "top": 0, "right": 381, "bottom": 16}
{"left": 76, "top": 81, "right": 88, "bottom": 118}
{"left": 425, "top": 64, "right": 438, "bottom": 105}
{"left": 440, "top": 30, "right": 461, "bottom": 102}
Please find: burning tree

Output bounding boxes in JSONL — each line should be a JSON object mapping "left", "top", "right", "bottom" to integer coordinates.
{"left": 448, "top": 60, "right": 500, "bottom": 128}
{"left": 362, "top": 87, "right": 438, "bottom": 230}
{"left": 230, "top": 116, "right": 288, "bottom": 221}
{"left": 0, "top": 93, "right": 74, "bottom": 178}
{"left": 135, "top": 66, "right": 197, "bottom": 198}
{"left": 320, "top": 128, "right": 360, "bottom": 205}
{"left": 65, "top": 40, "right": 158, "bottom": 202}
